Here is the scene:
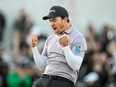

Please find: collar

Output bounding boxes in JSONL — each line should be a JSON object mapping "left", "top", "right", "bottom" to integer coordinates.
{"left": 65, "top": 25, "right": 73, "bottom": 34}
{"left": 58, "top": 25, "right": 73, "bottom": 36}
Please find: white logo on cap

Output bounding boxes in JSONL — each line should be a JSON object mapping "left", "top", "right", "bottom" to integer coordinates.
{"left": 50, "top": 10, "right": 55, "bottom": 13}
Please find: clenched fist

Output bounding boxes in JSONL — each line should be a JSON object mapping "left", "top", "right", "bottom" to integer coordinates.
{"left": 31, "top": 35, "right": 38, "bottom": 47}
{"left": 58, "top": 34, "right": 69, "bottom": 47}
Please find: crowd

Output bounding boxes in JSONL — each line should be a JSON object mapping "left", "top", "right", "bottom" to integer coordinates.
{"left": 0, "top": 8, "right": 47, "bottom": 87}
{"left": 75, "top": 23, "right": 116, "bottom": 87}
{"left": 0, "top": 8, "right": 116, "bottom": 87}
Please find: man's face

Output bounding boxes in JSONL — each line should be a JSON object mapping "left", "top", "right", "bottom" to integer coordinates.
{"left": 49, "top": 17, "right": 65, "bottom": 34}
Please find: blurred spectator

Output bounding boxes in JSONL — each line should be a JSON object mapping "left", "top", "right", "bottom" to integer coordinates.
{"left": 0, "top": 9, "right": 6, "bottom": 42}
{"left": 0, "top": 43, "right": 12, "bottom": 66}
{"left": 105, "top": 40, "right": 116, "bottom": 87}
{"left": 0, "top": 43, "right": 11, "bottom": 87}
{"left": 12, "top": 41, "right": 33, "bottom": 66}
{"left": 0, "top": 61, "right": 9, "bottom": 87}
{"left": 77, "top": 51, "right": 108, "bottom": 87}
{"left": 12, "top": 8, "right": 47, "bottom": 54}
{"left": 13, "top": 8, "right": 33, "bottom": 36}
{"left": 12, "top": 8, "right": 33, "bottom": 52}
{"left": 86, "top": 23, "right": 100, "bottom": 52}
{"left": 99, "top": 24, "right": 115, "bottom": 52}
{"left": 6, "top": 65, "right": 32, "bottom": 87}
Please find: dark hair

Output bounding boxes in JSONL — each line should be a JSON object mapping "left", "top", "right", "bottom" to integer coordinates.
{"left": 61, "top": 16, "right": 70, "bottom": 23}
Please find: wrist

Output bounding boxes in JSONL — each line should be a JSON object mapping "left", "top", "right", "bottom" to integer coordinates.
{"left": 31, "top": 46, "right": 37, "bottom": 49}
{"left": 62, "top": 45, "right": 69, "bottom": 48}
{"left": 31, "top": 43, "right": 37, "bottom": 48}
{"left": 31, "top": 45, "right": 36, "bottom": 48}
{"left": 61, "top": 43, "right": 68, "bottom": 47}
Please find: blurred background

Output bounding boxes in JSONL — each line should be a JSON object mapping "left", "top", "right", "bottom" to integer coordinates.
{"left": 0, "top": 0, "right": 116, "bottom": 87}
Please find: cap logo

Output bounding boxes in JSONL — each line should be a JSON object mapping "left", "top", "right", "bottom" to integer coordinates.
{"left": 50, "top": 10, "right": 55, "bottom": 13}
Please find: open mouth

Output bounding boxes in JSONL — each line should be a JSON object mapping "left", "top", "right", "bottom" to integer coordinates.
{"left": 53, "top": 28, "right": 58, "bottom": 33}
{"left": 53, "top": 28, "right": 57, "bottom": 30}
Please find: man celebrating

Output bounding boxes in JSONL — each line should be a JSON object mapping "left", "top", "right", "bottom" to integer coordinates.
{"left": 31, "top": 5, "right": 87, "bottom": 87}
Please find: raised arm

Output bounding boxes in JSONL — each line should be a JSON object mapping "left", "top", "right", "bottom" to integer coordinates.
{"left": 58, "top": 34, "right": 85, "bottom": 71}
{"left": 31, "top": 35, "right": 47, "bottom": 71}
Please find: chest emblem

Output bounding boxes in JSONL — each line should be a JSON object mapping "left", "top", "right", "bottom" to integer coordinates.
{"left": 75, "top": 46, "right": 81, "bottom": 52}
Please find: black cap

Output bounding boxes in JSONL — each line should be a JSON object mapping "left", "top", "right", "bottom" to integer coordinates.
{"left": 43, "top": 6, "right": 68, "bottom": 20}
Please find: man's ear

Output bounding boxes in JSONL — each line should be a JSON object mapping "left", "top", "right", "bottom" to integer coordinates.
{"left": 64, "top": 17, "right": 68, "bottom": 22}
{"left": 63, "top": 17, "right": 67, "bottom": 23}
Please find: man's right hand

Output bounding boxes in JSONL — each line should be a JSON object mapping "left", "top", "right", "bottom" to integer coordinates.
{"left": 31, "top": 35, "right": 38, "bottom": 47}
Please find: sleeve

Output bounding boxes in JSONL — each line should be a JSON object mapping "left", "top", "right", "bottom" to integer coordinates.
{"left": 71, "top": 34, "right": 87, "bottom": 57}
{"left": 31, "top": 35, "right": 53, "bottom": 71}
{"left": 31, "top": 47, "right": 47, "bottom": 71}
{"left": 62, "top": 34, "right": 87, "bottom": 71}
